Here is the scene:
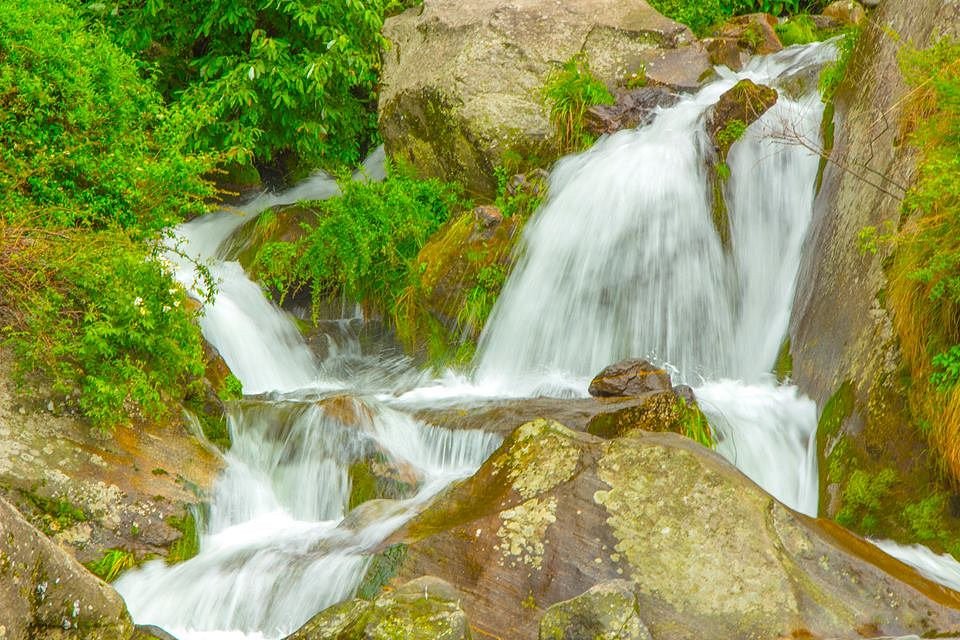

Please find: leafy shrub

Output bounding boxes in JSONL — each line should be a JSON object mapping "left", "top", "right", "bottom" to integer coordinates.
{"left": 0, "top": 227, "right": 208, "bottom": 431}
{"left": 819, "top": 28, "right": 860, "bottom": 103}
{"left": 543, "top": 54, "right": 614, "bottom": 153}
{"left": 90, "top": 0, "right": 388, "bottom": 170}
{"left": 647, "top": 0, "right": 823, "bottom": 35}
{"left": 254, "top": 168, "right": 466, "bottom": 321}
{"left": 0, "top": 0, "right": 214, "bottom": 231}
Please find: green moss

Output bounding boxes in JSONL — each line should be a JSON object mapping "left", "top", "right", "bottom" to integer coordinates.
{"left": 836, "top": 468, "right": 896, "bottom": 534}
{"left": 348, "top": 462, "right": 379, "bottom": 511}
{"left": 774, "top": 337, "right": 793, "bottom": 382}
{"left": 818, "top": 380, "right": 855, "bottom": 441}
{"left": 23, "top": 491, "right": 88, "bottom": 534}
{"left": 903, "top": 494, "right": 948, "bottom": 542}
{"left": 357, "top": 543, "right": 407, "bottom": 600}
{"left": 166, "top": 510, "right": 201, "bottom": 564}
{"left": 677, "top": 399, "right": 715, "bottom": 449}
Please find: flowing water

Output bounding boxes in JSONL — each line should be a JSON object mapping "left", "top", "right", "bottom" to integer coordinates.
{"left": 117, "top": 42, "right": 959, "bottom": 637}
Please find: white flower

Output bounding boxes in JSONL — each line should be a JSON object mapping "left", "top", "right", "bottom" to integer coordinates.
{"left": 162, "top": 305, "right": 171, "bottom": 313}
{"left": 133, "top": 297, "right": 143, "bottom": 307}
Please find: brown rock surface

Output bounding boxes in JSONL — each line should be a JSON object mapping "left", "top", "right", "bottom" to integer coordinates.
{"left": 0, "top": 350, "right": 222, "bottom": 567}
{"left": 588, "top": 358, "right": 673, "bottom": 397}
{"left": 383, "top": 419, "right": 960, "bottom": 640}
{"left": 712, "top": 13, "right": 783, "bottom": 55}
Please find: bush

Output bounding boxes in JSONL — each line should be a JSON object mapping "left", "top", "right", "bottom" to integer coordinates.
{"left": 0, "top": 227, "right": 209, "bottom": 431}
{"left": 647, "top": 0, "right": 824, "bottom": 36}
{"left": 254, "top": 167, "right": 466, "bottom": 321}
{"left": 0, "top": 0, "right": 214, "bottom": 231}
{"left": 543, "top": 54, "right": 614, "bottom": 153}
{"left": 89, "top": 0, "right": 388, "bottom": 170}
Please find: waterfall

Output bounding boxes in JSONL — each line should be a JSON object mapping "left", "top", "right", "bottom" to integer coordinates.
{"left": 473, "top": 43, "right": 833, "bottom": 515}
{"left": 114, "top": 42, "right": 960, "bottom": 637}
{"left": 116, "top": 159, "right": 500, "bottom": 639}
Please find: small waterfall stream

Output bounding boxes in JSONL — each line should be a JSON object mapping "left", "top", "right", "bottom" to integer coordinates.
{"left": 116, "top": 41, "right": 960, "bottom": 637}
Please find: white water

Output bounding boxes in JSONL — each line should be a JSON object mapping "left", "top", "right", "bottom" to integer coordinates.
{"left": 472, "top": 44, "right": 832, "bottom": 515}
{"left": 117, "top": 156, "right": 500, "bottom": 639}
{"left": 116, "top": 42, "right": 960, "bottom": 637}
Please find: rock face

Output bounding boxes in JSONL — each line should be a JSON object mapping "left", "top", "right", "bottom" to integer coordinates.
{"left": 383, "top": 419, "right": 960, "bottom": 640}
{"left": 0, "top": 494, "right": 136, "bottom": 639}
{"left": 379, "top": 0, "right": 709, "bottom": 197}
{"left": 588, "top": 358, "right": 673, "bottom": 397}
{"left": 822, "top": 0, "right": 868, "bottom": 25}
{"left": 706, "top": 13, "right": 783, "bottom": 72}
{"left": 0, "top": 349, "right": 221, "bottom": 569}
{"left": 789, "top": 0, "right": 960, "bottom": 542}
{"left": 286, "top": 576, "right": 470, "bottom": 640}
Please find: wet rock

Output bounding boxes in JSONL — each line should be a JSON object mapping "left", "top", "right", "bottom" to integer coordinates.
{"left": 134, "top": 625, "right": 181, "bottom": 640}
{"left": 379, "top": 0, "right": 700, "bottom": 197}
{"left": 712, "top": 13, "right": 783, "bottom": 55}
{"left": 584, "top": 86, "right": 679, "bottom": 135}
{"left": 588, "top": 358, "right": 673, "bottom": 397}
{"left": 286, "top": 576, "right": 469, "bottom": 640}
{"left": 823, "top": 0, "right": 868, "bottom": 25}
{"left": 585, "top": 390, "right": 710, "bottom": 444}
{"left": 285, "top": 598, "right": 372, "bottom": 639}
{"left": 397, "top": 208, "right": 524, "bottom": 349}
{"left": 384, "top": 418, "right": 960, "bottom": 639}
{"left": 539, "top": 580, "right": 652, "bottom": 640}
{"left": 642, "top": 43, "right": 713, "bottom": 92}
{"left": 0, "top": 495, "right": 138, "bottom": 640}
{"left": 706, "top": 79, "right": 779, "bottom": 157}
{"left": 704, "top": 37, "right": 751, "bottom": 71}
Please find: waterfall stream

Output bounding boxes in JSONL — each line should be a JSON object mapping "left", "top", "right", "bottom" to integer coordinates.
{"left": 116, "top": 41, "right": 960, "bottom": 637}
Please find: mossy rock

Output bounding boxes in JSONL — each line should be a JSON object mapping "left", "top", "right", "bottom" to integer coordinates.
{"left": 539, "top": 580, "right": 651, "bottom": 640}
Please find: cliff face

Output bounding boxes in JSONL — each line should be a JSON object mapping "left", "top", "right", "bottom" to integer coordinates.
{"left": 790, "top": 0, "right": 960, "bottom": 538}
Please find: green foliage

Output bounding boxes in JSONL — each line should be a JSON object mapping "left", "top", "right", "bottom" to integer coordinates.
{"left": 715, "top": 161, "right": 732, "bottom": 181}
{"left": 932, "top": 345, "right": 960, "bottom": 390}
{"left": 776, "top": 15, "right": 823, "bottom": 47}
{"left": 819, "top": 28, "right": 860, "bottom": 103}
{"left": 86, "top": 548, "right": 137, "bottom": 582}
{"left": 716, "top": 119, "right": 748, "bottom": 149}
{"left": 1, "top": 229, "right": 208, "bottom": 431}
{"left": 903, "top": 494, "right": 948, "bottom": 542}
{"left": 254, "top": 167, "right": 465, "bottom": 321}
{"left": 220, "top": 373, "right": 244, "bottom": 401}
{"left": 0, "top": 0, "right": 214, "bottom": 231}
{"left": 457, "top": 264, "right": 507, "bottom": 340}
{"left": 357, "top": 543, "right": 407, "bottom": 600}
{"left": 24, "top": 492, "right": 88, "bottom": 534}
{"left": 91, "top": 0, "right": 388, "bottom": 170}
{"left": 646, "top": 0, "right": 728, "bottom": 35}
{"left": 836, "top": 468, "right": 897, "bottom": 534}
{"left": 543, "top": 54, "right": 614, "bottom": 153}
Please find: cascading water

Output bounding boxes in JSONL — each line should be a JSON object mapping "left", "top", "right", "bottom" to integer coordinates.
{"left": 116, "top": 162, "right": 499, "bottom": 639}
{"left": 115, "top": 41, "right": 960, "bottom": 638}
{"left": 474, "top": 43, "right": 833, "bottom": 515}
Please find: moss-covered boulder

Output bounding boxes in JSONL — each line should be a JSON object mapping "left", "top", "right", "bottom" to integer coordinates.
{"left": 397, "top": 205, "right": 524, "bottom": 359}
{"left": 822, "top": 0, "right": 867, "bottom": 25}
{"left": 379, "top": 0, "right": 708, "bottom": 198}
{"left": 285, "top": 576, "right": 470, "bottom": 640}
{"left": 539, "top": 581, "right": 651, "bottom": 640}
{"left": 0, "top": 495, "right": 141, "bottom": 639}
{"left": 380, "top": 418, "right": 960, "bottom": 639}
{"left": 711, "top": 13, "right": 783, "bottom": 57}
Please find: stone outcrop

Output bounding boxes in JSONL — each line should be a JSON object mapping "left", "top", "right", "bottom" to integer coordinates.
{"left": 379, "top": 418, "right": 960, "bottom": 639}
{"left": 789, "top": 0, "right": 960, "bottom": 543}
{"left": 379, "top": 0, "right": 710, "bottom": 197}
{"left": 822, "top": 0, "right": 868, "bottom": 25}
{"left": 0, "top": 495, "right": 136, "bottom": 639}
{"left": 285, "top": 576, "right": 470, "bottom": 640}
{"left": 705, "top": 13, "right": 782, "bottom": 71}
{"left": 588, "top": 358, "right": 673, "bottom": 397}
{"left": 0, "top": 350, "right": 221, "bottom": 570}
{"left": 584, "top": 86, "right": 679, "bottom": 136}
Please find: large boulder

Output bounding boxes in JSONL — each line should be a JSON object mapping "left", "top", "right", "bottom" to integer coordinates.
{"left": 380, "top": 418, "right": 960, "bottom": 639}
{"left": 539, "top": 580, "right": 652, "bottom": 640}
{"left": 0, "top": 495, "right": 136, "bottom": 639}
{"left": 379, "top": 0, "right": 710, "bottom": 198}
{"left": 789, "top": 0, "right": 960, "bottom": 546}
